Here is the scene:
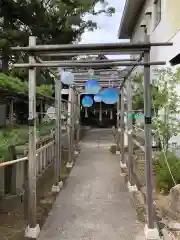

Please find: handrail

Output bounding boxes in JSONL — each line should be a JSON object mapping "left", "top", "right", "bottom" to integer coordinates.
{"left": 0, "top": 131, "right": 70, "bottom": 168}
{"left": 0, "top": 140, "right": 54, "bottom": 167}
{"left": 36, "top": 140, "right": 55, "bottom": 153}
{"left": 0, "top": 156, "right": 28, "bottom": 167}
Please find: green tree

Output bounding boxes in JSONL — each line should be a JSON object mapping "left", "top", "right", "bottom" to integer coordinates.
{"left": 0, "top": 0, "right": 115, "bottom": 74}
{"left": 152, "top": 68, "right": 180, "bottom": 152}
{"left": 132, "top": 68, "right": 180, "bottom": 152}
{"left": 132, "top": 73, "right": 144, "bottom": 110}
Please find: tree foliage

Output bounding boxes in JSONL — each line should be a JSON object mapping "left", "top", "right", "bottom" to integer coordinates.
{"left": 0, "top": 0, "right": 115, "bottom": 74}
{"left": 132, "top": 73, "right": 144, "bottom": 110}
{"left": 152, "top": 68, "right": 180, "bottom": 151}
{"left": 0, "top": 73, "right": 52, "bottom": 97}
{"left": 132, "top": 68, "right": 180, "bottom": 151}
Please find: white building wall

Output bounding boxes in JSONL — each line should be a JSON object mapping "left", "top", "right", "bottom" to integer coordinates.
{"left": 132, "top": 0, "right": 180, "bottom": 66}
{"left": 131, "top": 0, "right": 180, "bottom": 147}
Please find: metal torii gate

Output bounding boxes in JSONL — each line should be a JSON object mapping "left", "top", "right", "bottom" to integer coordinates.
{"left": 11, "top": 37, "right": 172, "bottom": 239}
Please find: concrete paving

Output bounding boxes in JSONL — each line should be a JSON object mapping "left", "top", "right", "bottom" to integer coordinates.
{"left": 38, "top": 128, "right": 144, "bottom": 240}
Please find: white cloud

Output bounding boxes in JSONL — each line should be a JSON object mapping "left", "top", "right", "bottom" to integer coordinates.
{"left": 80, "top": 0, "right": 126, "bottom": 43}
{"left": 80, "top": 0, "right": 129, "bottom": 59}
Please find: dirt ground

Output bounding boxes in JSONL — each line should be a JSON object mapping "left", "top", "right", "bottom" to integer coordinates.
{"left": 0, "top": 151, "right": 70, "bottom": 240}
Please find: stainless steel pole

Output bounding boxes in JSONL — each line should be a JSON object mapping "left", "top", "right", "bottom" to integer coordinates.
{"left": 120, "top": 87, "right": 125, "bottom": 163}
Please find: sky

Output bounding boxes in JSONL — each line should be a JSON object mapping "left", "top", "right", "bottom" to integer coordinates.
{"left": 80, "top": 0, "right": 126, "bottom": 44}
{"left": 80, "top": 0, "right": 128, "bottom": 59}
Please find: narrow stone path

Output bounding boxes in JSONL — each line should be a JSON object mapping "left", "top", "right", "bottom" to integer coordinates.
{"left": 38, "top": 129, "right": 143, "bottom": 240}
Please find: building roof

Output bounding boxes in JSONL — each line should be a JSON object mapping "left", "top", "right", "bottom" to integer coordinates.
{"left": 118, "top": 0, "right": 146, "bottom": 39}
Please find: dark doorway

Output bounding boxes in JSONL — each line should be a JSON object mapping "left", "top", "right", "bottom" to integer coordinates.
{"left": 80, "top": 94, "right": 117, "bottom": 128}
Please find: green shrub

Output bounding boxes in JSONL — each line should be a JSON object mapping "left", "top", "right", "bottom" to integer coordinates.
{"left": 153, "top": 151, "right": 180, "bottom": 194}
{"left": 0, "top": 73, "right": 52, "bottom": 98}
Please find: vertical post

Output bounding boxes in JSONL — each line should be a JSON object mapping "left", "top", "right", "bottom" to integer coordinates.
{"left": 144, "top": 48, "right": 154, "bottom": 229}
{"left": 143, "top": 28, "right": 157, "bottom": 236}
{"left": 52, "top": 77, "right": 62, "bottom": 192}
{"left": 127, "top": 79, "right": 134, "bottom": 186}
{"left": 116, "top": 96, "right": 120, "bottom": 148}
{"left": 67, "top": 88, "right": 73, "bottom": 164}
{"left": 9, "top": 99, "right": 14, "bottom": 124}
{"left": 116, "top": 97, "right": 120, "bottom": 128}
{"left": 85, "top": 107, "right": 88, "bottom": 118}
{"left": 110, "top": 110, "right": 113, "bottom": 120}
{"left": 99, "top": 101, "right": 102, "bottom": 122}
{"left": 25, "top": 36, "right": 40, "bottom": 238}
{"left": 71, "top": 88, "right": 75, "bottom": 154}
{"left": 39, "top": 100, "right": 43, "bottom": 123}
{"left": 76, "top": 93, "right": 80, "bottom": 145}
{"left": 120, "top": 87, "right": 125, "bottom": 164}
{"left": 24, "top": 160, "right": 28, "bottom": 223}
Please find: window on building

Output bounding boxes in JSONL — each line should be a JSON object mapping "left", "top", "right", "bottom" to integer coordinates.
{"left": 154, "top": 0, "right": 161, "bottom": 27}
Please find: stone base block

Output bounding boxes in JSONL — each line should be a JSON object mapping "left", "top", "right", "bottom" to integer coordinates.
{"left": 127, "top": 181, "right": 138, "bottom": 192}
{"left": 66, "top": 162, "right": 73, "bottom": 168}
{"left": 144, "top": 225, "right": 161, "bottom": 239}
{"left": 74, "top": 150, "right": 79, "bottom": 155}
{"left": 58, "top": 181, "right": 63, "bottom": 189}
{"left": 120, "top": 161, "right": 127, "bottom": 169}
{"left": 52, "top": 184, "right": 60, "bottom": 193}
{"left": 25, "top": 224, "right": 40, "bottom": 239}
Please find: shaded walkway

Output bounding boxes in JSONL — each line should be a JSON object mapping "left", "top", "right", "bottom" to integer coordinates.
{"left": 38, "top": 129, "right": 143, "bottom": 240}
